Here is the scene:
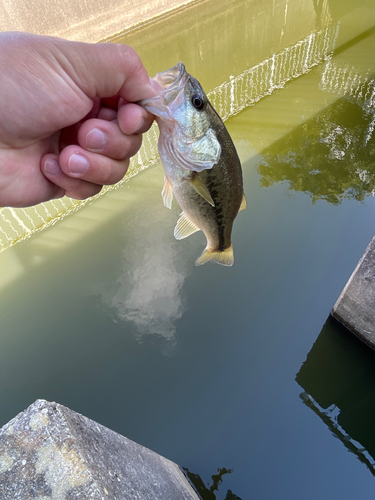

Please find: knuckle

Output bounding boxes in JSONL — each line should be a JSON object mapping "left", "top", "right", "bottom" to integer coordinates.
{"left": 67, "top": 182, "right": 102, "bottom": 200}
{"left": 99, "top": 161, "right": 116, "bottom": 184}
{"left": 128, "top": 135, "right": 142, "bottom": 157}
{"left": 114, "top": 159, "right": 130, "bottom": 183}
{"left": 117, "top": 135, "right": 140, "bottom": 160}
{"left": 117, "top": 44, "right": 142, "bottom": 74}
{"left": 106, "top": 160, "right": 129, "bottom": 185}
{"left": 101, "top": 170, "right": 113, "bottom": 185}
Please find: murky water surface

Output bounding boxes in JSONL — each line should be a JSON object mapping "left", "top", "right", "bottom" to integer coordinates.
{"left": 2, "top": 0, "right": 375, "bottom": 498}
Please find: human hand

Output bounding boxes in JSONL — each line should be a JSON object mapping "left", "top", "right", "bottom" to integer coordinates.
{"left": 0, "top": 32, "right": 156, "bottom": 207}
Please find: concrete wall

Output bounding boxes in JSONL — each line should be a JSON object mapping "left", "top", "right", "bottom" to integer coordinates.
{"left": 0, "top": 0, "right": 194, "bottom": 42}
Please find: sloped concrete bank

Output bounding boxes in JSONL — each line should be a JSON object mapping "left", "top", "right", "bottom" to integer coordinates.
{"left": 0, "top": 400, "right": 200, "bottom": 500}
{"left": 332, "top": 235, "right": 375, "bottom": 350}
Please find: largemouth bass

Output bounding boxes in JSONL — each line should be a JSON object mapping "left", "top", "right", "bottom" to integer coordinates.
{"left": 140, "top": 62, "right": 245, "bottom": 266}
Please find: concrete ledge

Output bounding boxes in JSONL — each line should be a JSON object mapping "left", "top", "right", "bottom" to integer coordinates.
{"left": 332, "top": 235, "right": 375, "bottom": 349}
{"left": 0, "top": 399, "right": 200, "bottom": 499}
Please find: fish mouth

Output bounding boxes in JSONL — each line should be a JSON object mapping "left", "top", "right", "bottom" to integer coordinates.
{"left": 140, "top": 62, "right": 188, "bottom": 115}
{"left": 153, "top": 62, "right": 187, "bottom": 92}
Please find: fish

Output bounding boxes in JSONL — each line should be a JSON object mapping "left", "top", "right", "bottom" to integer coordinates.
{"left": 140, "top": 62, "right": 246, "bottom": 266}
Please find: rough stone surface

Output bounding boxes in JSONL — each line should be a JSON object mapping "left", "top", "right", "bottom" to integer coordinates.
{"left": 332, "top": 234, "right": 375, "bottom": 349}
{"left": 0, "top": 399, "right": 200, "bottom": 500}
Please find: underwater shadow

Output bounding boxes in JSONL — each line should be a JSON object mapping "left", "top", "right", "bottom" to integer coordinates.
{"left": 184, "top": 467, "right": 243, "bottom": 500}
{"left": 296, "top": 316, "right": 375, "bottom": 474}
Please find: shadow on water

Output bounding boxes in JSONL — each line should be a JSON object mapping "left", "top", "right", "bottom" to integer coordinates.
{"left": 296, "top": 316, "right": 375, "bottom": 474}
{"left": 258, "top": 93, "right": 375, "bottom": 205}
{"left": 184, "top": 468, "right": 242, "bottom": 500}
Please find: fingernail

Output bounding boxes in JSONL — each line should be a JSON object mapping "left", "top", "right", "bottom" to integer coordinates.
{"left": 44, "top": 157, "right": 61, "bottom": 175}
{"left": 86, "top": 128, "right": 106, "bottom": 150}
{"left": 69, "top": 154, "right": 89, "bottom": 175}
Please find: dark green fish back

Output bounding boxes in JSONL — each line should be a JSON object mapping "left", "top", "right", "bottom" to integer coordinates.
{"left": 195, "top": 102, "right": 243, "bottom": 251}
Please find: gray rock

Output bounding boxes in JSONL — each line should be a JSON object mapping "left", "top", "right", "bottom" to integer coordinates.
{"left": 0, "top": 399, "right": 200, "bottom": 500}
{"left": 332, "top": 234, "right": 375, "bottom": 349}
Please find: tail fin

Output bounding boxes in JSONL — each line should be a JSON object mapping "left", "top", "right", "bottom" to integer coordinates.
{"left": 195, "top": 245, "right": 234, "bottom": 267}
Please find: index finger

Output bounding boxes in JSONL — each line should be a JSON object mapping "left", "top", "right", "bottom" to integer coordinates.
{"left": 52, "top": 38, "right": 157, "bottom": 102}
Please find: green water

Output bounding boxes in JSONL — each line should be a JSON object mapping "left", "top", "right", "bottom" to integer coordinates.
{"left": 2, "top": 0, "right": 375, "bottom": 498}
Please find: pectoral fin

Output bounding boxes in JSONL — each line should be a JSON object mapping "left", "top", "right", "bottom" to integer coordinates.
{"left": 239, "top": 192, "right": 247, "bottom": 212}
{"left": 161, "top": 176, "right": 173, "bottom": 209}
{"left": 187, "top": 175, "right": 215, "bottom": 207}
{"left": 174, "top": 212, "right": 200, "bottom": 240}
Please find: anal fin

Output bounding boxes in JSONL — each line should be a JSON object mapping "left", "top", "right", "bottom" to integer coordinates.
{"left": 162, "top": 175, "right": 173, "bottom": 209}
{"left": 174, "top": 212, "right": 200, "bottom": 240}
{"left": 195, "top": 245, "right": 234, "bottom": 267}
{"left": 239, "top": 192, "right": 247, "bottom": 212}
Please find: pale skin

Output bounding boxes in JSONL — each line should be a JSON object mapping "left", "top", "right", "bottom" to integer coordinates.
{"left": 0, "top": 31, "right": 156, "bottom": 207}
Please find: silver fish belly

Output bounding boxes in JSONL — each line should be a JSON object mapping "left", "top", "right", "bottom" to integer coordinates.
{"left": 140, "top": 62, "right": 245, "bottom": 266}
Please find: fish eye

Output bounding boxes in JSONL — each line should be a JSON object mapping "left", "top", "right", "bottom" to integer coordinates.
{"left": 191, "top": 94, "right": 205, "bottom": 110}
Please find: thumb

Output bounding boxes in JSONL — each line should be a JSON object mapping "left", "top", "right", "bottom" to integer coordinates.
{"left": 51, "top": 37, "right": 156, "bottom": 102}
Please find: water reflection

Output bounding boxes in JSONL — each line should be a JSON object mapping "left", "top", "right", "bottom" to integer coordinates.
{"left": 258, "top": 94, "right": 375, "bottom": 204}
{"left": 312, "top": 0, "right": 332, "bottom": 28}
{"left": 296, "top": 317, "right": 375, "bottom": 474}
{"left": 257, "top": 26, "right": 375, "bottom": 204}
{"left": 184, "top": 468, "right": 242, "bottom": 500}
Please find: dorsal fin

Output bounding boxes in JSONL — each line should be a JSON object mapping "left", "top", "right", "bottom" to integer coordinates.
{"left": 174, "top": 212, "right": 200, "bottom": 240}
{"left": 161, "top": 176, "right": 174, "bottom": 209}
